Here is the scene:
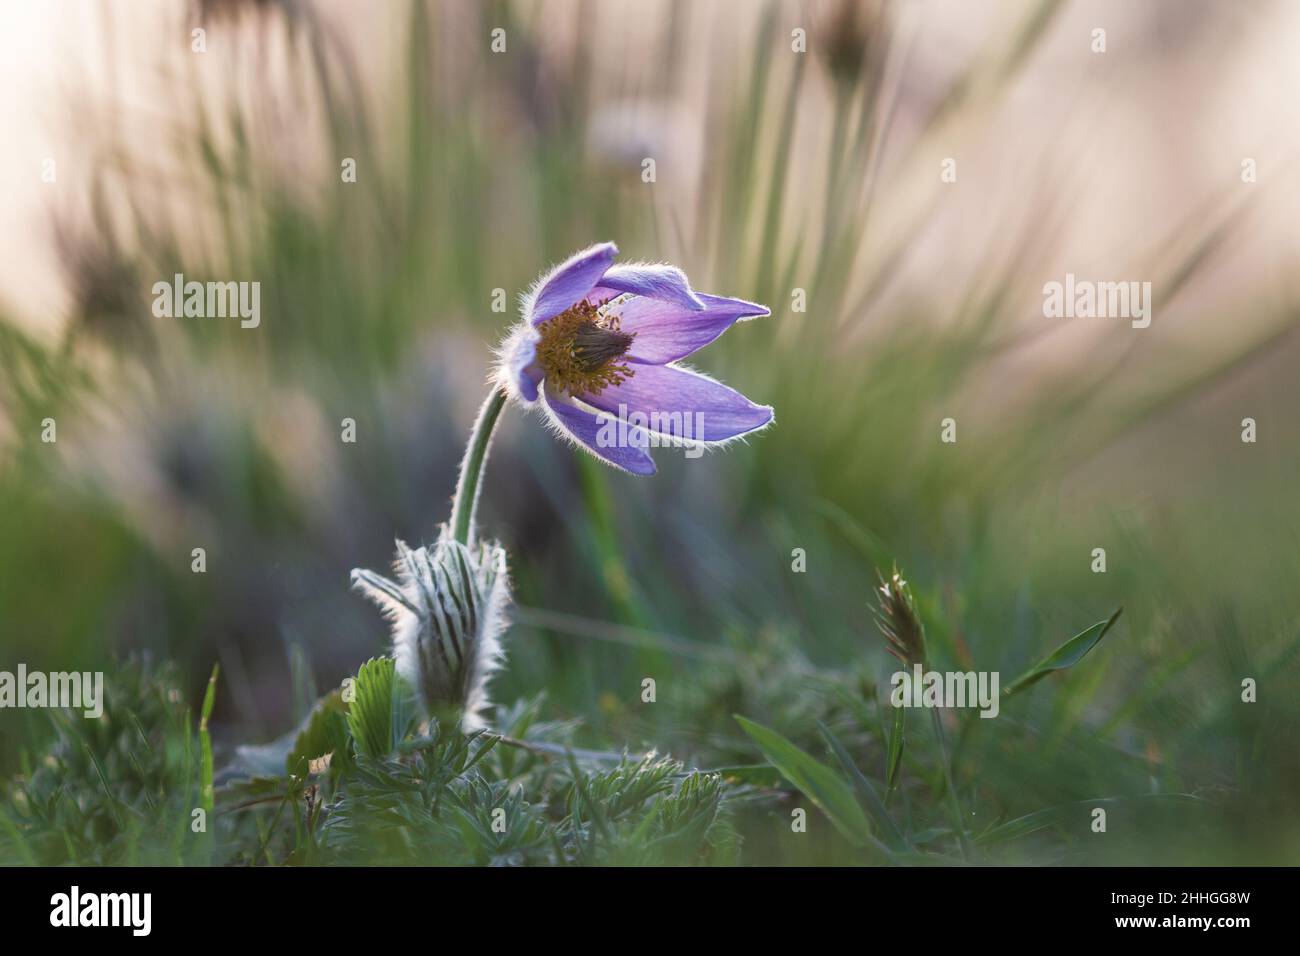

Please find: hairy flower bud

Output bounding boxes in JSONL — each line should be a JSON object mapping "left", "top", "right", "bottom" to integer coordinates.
{"left": 350, "top": 525, "right": 510, "bottom": 731}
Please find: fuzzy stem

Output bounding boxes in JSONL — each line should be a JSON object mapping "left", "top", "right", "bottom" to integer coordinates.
{"left": 450, "top": 387, "right": 508, "bottom": 546}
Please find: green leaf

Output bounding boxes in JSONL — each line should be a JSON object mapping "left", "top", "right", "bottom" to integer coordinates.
{"left": 230, "top": 690, "right": 348, "bottom": 780}
{"left": 346, "top": 657, "right": 416, "bottom": 759}
{"left": 734, "top": 715, "right": 873, "bottom": 846}
{"left": 199, "top": 663, "right": 219, "bottom": 816}
{"left": 817, "top": 721, "right": 909, "bottom": 851}
{"left": 217, "top": 774, "right": 290, "bottom": 810}
{"left": 885, "top": 702, "right": 905, "bottom": 791}
{"left": 1003, "top": 607, "right": 1122, "bottom": 698}
{"left": 286, "top": 690, "right": 348, "bottom": 777}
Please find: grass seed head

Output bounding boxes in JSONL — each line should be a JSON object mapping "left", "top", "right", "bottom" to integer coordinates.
{"left": 874, "top": 565, "right": 926, "bottom": 667}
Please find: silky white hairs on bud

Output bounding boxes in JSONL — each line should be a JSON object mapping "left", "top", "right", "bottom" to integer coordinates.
{"left": 351, "top": 525, "right": 510, "bottom": 731}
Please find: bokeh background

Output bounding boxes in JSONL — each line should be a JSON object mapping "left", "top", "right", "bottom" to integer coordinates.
{"left": 2, "top": 0, "right": 1299, "bottom": 864}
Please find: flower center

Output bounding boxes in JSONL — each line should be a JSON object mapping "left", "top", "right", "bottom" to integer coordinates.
{"left": 536, "top": 299, "right": 635, "bottom": 396}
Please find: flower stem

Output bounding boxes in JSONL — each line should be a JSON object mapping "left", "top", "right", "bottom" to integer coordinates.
{"left": 450, "top": 387, "right": 508, "bottom": 546}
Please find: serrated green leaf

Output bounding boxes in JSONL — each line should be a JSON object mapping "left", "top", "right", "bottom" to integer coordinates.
{"left": 735, "top": 715, "right": 872, "bottom": 846}
{"left": 346, "top": 657, "right": 416, "bottom": 759}
{"left": 1003, "top": 607, "right": 1123, "bottom": 698}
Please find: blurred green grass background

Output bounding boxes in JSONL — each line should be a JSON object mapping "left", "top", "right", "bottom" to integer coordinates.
{"left": 1, "top": 0, "right": 1299, "bottom": 864}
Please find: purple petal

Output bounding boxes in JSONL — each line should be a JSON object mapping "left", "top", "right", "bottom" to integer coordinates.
{"left": 588, "top": 263, "right": 704, "bottom": 312}
{"left": 542, "top": 386, "right": 657, "bottom": 475}
{"left": 528, "top": 242, "right": 619, "bottom": 325}
{"left": 579, "top": 363, "right": 773, "bottom": 442}
{"left": 612, "top": 293, "right": 770, "bottom": 365}
{"left": 501, "top": 324, "right": 543, "bottom": 402}
{"left": 517, "top": 366, "right": 542, "bottom": 402}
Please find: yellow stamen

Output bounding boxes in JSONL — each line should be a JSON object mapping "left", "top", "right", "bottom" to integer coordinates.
{"left": 536, "top": 299, "right": 635, "bottom": 396}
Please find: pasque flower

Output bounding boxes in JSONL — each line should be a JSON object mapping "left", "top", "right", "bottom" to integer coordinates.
{"left": 496, "top": 242, "right": 774, "bottom": 474}
{"left": 350, "top": 525, "right": 509, "bottom": 731}
{"left": 349, "top": 243, "right": 774, "bottom": 733}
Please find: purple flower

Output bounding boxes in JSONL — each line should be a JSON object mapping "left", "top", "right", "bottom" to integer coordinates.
{"left": 496, "top": 242, "right": 774, "bottom": 475}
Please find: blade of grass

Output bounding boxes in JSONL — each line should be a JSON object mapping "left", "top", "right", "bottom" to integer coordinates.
{"left": 1004, "top": 608, "right": 1122, "bottom": 698}
{"left": 817, "top": 720, "right": 909, "bottom": 851}
{"left": 200, "top": 663, "right": 219, "bottom": 816}
{"left": 735, "top": 715, "right": 873, "bottom": 847}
